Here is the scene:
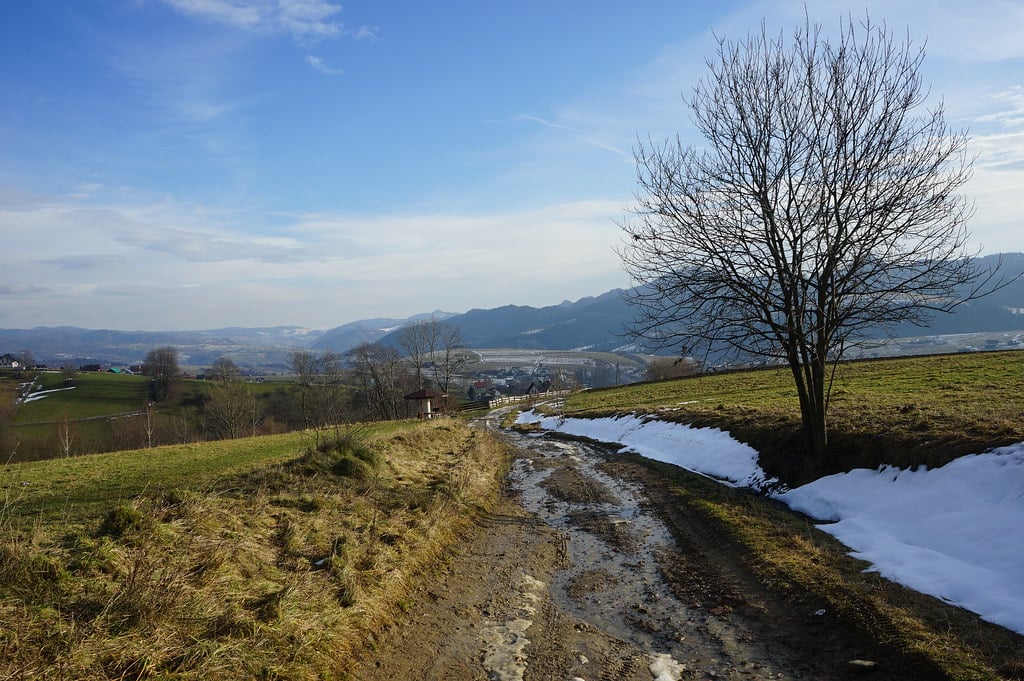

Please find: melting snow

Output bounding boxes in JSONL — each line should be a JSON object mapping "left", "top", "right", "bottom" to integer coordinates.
{"left": 517, "top": 411, "right": 1024, "bottom": 636}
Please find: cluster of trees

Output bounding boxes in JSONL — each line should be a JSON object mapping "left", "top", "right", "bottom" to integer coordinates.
{"left": 139, "top": 319, "right": 469, "bottom": 441}
{"left": 2, "top": 319, "right": 470, "bottom": 462}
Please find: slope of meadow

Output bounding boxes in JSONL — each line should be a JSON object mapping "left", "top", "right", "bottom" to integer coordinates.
{"left": 0, "top": 420, "right": 509, "bottom": 679}
{"left": 560, "top": 350, "right": 1024, "bottom": 483}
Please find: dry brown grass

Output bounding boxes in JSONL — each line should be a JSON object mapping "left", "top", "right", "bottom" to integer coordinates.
{"left": 0, "top": 419, "right": 510, "bottom": 680}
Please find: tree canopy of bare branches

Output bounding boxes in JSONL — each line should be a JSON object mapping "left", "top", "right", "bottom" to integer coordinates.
{"left": 397, "top": 318, "right": 469, "bottom": 394}
{"left": 620, "top": 15, "right": 996, "bottom": 472}
{"left": 345, "top": 342, "right": 416, "bottom": 421}
{"left": 144, "top": 346, "right": 180, "bottom": 402}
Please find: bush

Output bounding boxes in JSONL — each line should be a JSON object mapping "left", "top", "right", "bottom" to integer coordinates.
{"left": 301, "top": 431, "right": 380, "bottom": 481}
{"left": 97, "top": 504, "right": 153, "bottom": 539}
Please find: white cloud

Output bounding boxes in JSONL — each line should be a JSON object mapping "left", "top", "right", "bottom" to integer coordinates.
{"left": 0, "top": 191, "right": 628, "bottom": 329}
{"left": 972, "top": 86, "right": 1024, "bottom": 129}
{"left": 305, "top": 55, "right": 342, "bottom": 76}
{"left": 351, "top": 25, "right": 378, "bottom": 42}
{"left": 514, "top": 114, "right": 569, "bottom": 131}
{"left": 159, "top": 0, "right": 377, "bottom": 45}
{"left": 161, "top": 0, "right": 264, "bottom": 29}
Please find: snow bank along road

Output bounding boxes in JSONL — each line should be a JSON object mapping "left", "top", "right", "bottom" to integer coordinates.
{"left": 517, "top": 410, "right": 1024, "bottom": 637}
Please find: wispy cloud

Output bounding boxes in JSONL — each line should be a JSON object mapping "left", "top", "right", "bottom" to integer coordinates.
{"left": 103, "top": 32, "right": 246, "bottom": 126}
{"left": 351, "top": 25, "right": 378, "bottom": 42}
{"left": 0, "top": 282, "right": 51, "bottom": 296}
{"left": 305, "top": 55, "right": 342, "bottom": 76}
{"left": 512, "top": 113, "right": 629, "bottom": 158}
{"left": 514, "top": 114, "right": 569, "bottom": 131}
{"left": 973, "top": 86, "right": 1024, "bottom": 129}
{"left": 160, "top": 0, "right": 376, "bottom": 44}
{"left": 68, "top": 182, "right": 106, "bottom": 200}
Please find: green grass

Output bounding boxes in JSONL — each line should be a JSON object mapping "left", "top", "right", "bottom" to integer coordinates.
{"left": 0, "top": 423, "right": 419, "bottom": 528}
{"left": 13, "top": 372, "right": 151, "bottom": 423}
{"left": 12, "top": 373, "right": 292, "bottom": 426}
{"left": 560, "top": 350, "right": 1024, "bottom": 482}
{"left": 3, "top": 374, "right": 312, "bottom": 463}
{"left": 2, "top": 431, "right": 305, "bottom": 526}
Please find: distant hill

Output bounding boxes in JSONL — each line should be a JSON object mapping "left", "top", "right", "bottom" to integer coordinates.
{"left": 375, "top": 253, "right": 1024, "bottom": 353}
{"left": 2, "top": 253, "right": 1021, "bottom": 369}
{"left": 311, "top": 311, "right": 456, "bottom": 354}
{"left": 887, "top": 252, "right": 1024, "bottom": 337}
{"left": 377, "top": 289, "right": 640, "bottom": 352}
{"left": 0, "top": 326, "right": 323, "bottom": 370}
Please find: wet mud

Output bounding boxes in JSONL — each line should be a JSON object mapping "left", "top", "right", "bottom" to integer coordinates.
{"left": 353, "top": 414, "right": 886, "bottom": 680}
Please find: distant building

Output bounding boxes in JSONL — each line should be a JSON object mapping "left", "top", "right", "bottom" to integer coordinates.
{"left": 403, "top": 388, "right": 448, "bottom": 419}
{"left": 0, "top": 353, "right": 22, "bottom": 369}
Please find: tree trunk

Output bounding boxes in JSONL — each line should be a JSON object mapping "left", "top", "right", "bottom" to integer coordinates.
{"left": 789, "top": 356, "right": 829, "bottom": 482}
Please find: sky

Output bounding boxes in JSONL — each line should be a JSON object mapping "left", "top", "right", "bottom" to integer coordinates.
{"left": 2, "top": 0, "right": 1023, "bottom": 331}
{"left": 517, "top": 410, "right": 1024, "bottom": 637}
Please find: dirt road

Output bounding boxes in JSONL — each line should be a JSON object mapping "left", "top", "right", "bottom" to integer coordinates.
{"left": 352, "top": 415, "right": 880, "bottom": 680}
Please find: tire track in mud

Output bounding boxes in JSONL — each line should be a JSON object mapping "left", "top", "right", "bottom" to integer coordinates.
{"left": 354, "top": 419, "right": 838, "bottom": 681}
{"left": 506, "top": 431, "right": 802, "bottom": 680}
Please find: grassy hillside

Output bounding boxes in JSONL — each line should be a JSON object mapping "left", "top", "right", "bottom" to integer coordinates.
{"left": 559, "top": 350, "right": 1024, "bottom": 483}
{"left": 0, "top": 419, "right": 509, "bottom": 679}
{"left": 4, "top": 372, "right": 305, "bottom": 463}
{"left": 13, "top": 372, "right": 151, "bottom": 424}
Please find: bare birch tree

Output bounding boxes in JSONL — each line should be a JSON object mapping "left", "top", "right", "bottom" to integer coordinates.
{"left": 621, "top": 15, "right": 1000, "bottom": 473}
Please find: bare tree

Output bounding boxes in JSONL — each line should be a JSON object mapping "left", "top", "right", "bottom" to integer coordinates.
{"left": 144, "top": 346, "right": 180, "bottom": 402}
{"left": 317, "top": 350, "right": 348, "bottom": 434}
{"left": 207, "top": 381, "right": 254, "bottom": 439}
{"left": 620, "top": 15, "right": 1000, "bottom": 473}
{"left": 57, "top": 414, "right": 75, "bottom": 457}
{"left": 143, "top": 402, "right": 157, "bottom": 449}
{"left": 208, "top": 356, "right": 241, "bottom": 382}
{"left": 205, "top": 356, "right": 263, "bottom": 437}
{"left": 397, "top": 319, "right": 438, "bottom": 388}
{"left": 346, "top": 342, "right": 415, "bottom": 421}
{"left": 430, "top": 323, "right": 469, "bottom": 395}
{"left": 289, "top": 350, "right": 318, "bottom": 432}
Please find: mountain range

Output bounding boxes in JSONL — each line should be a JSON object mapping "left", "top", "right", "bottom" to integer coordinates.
{"left": 2, "top": 253, "right": 1022, "bottom": 370}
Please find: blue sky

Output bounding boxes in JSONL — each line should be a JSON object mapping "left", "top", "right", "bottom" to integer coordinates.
{"left": 2, "top": 0, "right": 1023, "bottom": 331}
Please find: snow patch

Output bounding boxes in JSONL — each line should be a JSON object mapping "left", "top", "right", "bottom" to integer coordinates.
{"left": 481, "top": 571, "right": 547, "bottom": 681}
{"left": 18, "top": 386, "right": 76, "bottom": 403}
{"left": 649, "top": 653, "right": 686, "bottom": 680}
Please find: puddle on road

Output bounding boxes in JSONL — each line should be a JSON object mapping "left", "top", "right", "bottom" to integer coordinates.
{"left": 505, "top": 433, "right": 692, "bottom": 662}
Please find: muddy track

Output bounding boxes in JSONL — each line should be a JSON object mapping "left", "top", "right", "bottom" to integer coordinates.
{"left": 352, "top": 422, "right": 901, "bottom": 681}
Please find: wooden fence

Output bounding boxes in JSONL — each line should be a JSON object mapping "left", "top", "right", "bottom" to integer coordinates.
{"left": 487, "top": 390, "right": 572, "bottom": 409}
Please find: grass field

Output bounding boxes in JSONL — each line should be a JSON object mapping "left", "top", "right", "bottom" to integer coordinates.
{"left": 559, "top": 350, "right": 1024, "bottom": 482}
{"left": 0, "top": 419, "right": 509, "bottom": 679}
{"left": 2, "top": 352, "right": 1022, "bottom": 679}
{"left": 13, "top": 372, "right": 150, "bottom": 423}
{"left": 2, "top": 430, "right": 309, "bottom": 526}
{"left": 4, "top": 372, "right": 305, "bottom": 463}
